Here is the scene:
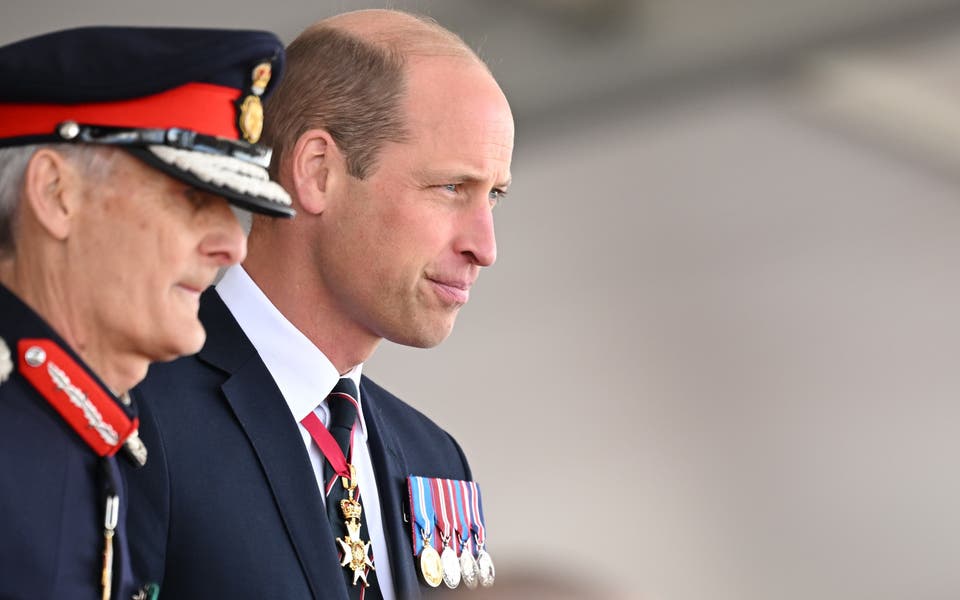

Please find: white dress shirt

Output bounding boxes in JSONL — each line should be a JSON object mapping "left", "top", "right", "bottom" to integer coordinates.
{"left": 217, "top": 265, "right": 396, "bottom": 600}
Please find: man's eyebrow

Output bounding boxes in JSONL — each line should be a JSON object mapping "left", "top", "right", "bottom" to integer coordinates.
{"left": 418, "top": 168, "right": 512, "bottom": 188}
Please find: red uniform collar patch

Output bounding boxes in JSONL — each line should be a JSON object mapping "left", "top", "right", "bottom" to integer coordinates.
{"left": 17, "top": 338, "right": 138, "bottom": 457}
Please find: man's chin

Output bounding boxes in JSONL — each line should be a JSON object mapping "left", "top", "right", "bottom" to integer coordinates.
{"left": 387, "top": 318, "right": 456, "bottom": 349}
{"left": 153, "top": 328, "right": 207, "bottom": 364}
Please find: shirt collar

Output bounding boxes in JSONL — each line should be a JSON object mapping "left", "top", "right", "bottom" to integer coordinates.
{"left": 215, "top": 265, "right": 368, "bottom": 439}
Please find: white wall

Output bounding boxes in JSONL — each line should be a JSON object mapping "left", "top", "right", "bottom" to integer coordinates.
{"left": 367, "top": 80, "right": 960, "bottom": 600}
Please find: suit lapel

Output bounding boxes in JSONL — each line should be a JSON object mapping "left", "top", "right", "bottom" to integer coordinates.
{"left": 361, "top": 378, "right": 422, "bottom": 599}
{"left": 197, "top": 290, "right": 349, "bottom": 599}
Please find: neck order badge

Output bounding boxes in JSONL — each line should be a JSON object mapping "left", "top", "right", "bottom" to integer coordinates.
{"left": 300, "top": 414, "right": 375, "bottom": 587}
{"left": 335, "top": 464, "right": 375, "bottom": 586}
{"left": 407, "top": 476, "right": 495, "bottom": 591}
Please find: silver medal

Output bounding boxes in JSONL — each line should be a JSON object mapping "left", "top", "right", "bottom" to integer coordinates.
{"left": 459, "top": 548, "right": 479, "bottom": 590}
{"left": 477, "top": 548, "right": 495, "bottom": 587}
{"left": 441, "top": 546, "right": 461, "bottom": 589}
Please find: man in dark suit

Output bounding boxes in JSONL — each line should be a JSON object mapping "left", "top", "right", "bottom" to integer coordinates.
{"left": 124, "top": 8, "right": 514, "bottom": 600}
{"left": 0, "top": 27, "right": 292, "bottom": 600}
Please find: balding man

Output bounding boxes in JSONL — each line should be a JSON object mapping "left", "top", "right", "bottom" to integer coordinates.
{"left": 124, "top": 9, "right": 513, "bottom": 600}
{"left": 0, "top": 26, "right": 291, "bottom": 600}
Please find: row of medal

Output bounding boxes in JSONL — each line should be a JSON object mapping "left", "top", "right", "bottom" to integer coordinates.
{"left": 407, "top": 476, "right": 495, "bottom": 590}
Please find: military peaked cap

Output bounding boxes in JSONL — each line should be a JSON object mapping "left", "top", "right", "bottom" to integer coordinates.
{"left": 0, "top": 26, "right": 294, "bottom": 217}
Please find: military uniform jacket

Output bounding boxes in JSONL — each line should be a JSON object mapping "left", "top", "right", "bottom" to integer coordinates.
{"left": 124, "top": 289, "right": 473, "bottom": 600}
{"left": 0, "top": 283, "right": 138, "bottom": 600}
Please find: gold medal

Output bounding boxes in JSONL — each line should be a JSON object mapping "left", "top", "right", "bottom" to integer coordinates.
{"left": 420, "top": 544, "right": 444, "bottom": 588}
{"left": 417, "top": 526, "right": 444, "bottom": 587}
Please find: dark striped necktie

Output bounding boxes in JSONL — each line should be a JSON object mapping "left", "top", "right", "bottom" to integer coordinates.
{"left": 321, "top": 378, "right": 383, "bottom": 600}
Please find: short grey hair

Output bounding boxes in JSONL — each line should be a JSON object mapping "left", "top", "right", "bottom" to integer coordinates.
{"left": 0, "top": 144, "right": 118, "bottom": 256}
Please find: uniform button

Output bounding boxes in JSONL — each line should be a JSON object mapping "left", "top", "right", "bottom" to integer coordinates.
{"left": 24, "top": 346, "right": 46, "bottom": 367}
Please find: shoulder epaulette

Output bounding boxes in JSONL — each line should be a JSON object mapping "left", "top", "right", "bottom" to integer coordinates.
{"left": 17, "top": 338, "right": 139, "bottom": 458}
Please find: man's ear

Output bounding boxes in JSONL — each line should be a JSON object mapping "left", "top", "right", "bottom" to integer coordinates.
{"left": 289, "top": 128, "right": 345, "bottom": 215}
{"left": 21, "top": 148, "right": 81, "bottom": 241}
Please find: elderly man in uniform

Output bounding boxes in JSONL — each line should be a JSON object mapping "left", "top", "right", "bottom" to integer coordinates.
{"left": 0, "top": 26, "right": 292, "bottom": 600}
{"left": 124, "top": 8, "right": 513, "bottom": 600}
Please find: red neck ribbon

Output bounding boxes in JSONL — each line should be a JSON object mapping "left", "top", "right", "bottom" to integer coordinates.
{"left": 300, "top": 411, "right": 352, "bottom": 479}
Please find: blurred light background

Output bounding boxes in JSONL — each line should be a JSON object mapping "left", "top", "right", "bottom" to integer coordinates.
{"left": 6, "top": 1, "right": 960, "bottom": 598}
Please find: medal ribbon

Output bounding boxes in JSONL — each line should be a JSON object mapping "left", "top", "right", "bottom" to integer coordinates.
{"left": 409, "top": 476, "right": 437, "bottom": 556}
{"left": 300, "top": 411, "right": 352, "bottom": 481}
{"left": 455, "top": 480, "right": 474, "bottom": 556}
{"left": 469, "top": 481, "right": 486, "bottom": 549}
{"left": 432, "top": 478, "right": 452, "bottom": 552}
{"left": 444, "top": 479, "right": 461, "bottom": 554}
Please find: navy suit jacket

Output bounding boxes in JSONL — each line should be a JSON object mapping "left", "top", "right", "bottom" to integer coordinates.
{"left": 124, "top": 289, "right": 473, "bottom": 599}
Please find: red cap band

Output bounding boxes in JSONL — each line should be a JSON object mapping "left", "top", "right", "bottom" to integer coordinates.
{"left": 0, "top": 82, "right": 242, "bottom": 140}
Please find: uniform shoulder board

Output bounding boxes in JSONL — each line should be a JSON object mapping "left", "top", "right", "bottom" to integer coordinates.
{"left": 0, "top": 336, "right": 11, "bottom": 386}
{"left": 16, "top": 338, "right": 139, "bottom": 458}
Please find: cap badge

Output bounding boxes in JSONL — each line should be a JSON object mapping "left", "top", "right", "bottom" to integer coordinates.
{"left": 251, "top": 62, "right": 272, "bottom": 95}
{"left": 237, "top": 61, "right": 272, "bottom": 143}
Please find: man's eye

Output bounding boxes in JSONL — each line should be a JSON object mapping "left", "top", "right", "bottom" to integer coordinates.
{"left": 489, "top": 188, "right": 507, "bottom": 204}
{"left": 441, "top": 184, "right": 458, "bottom": 193}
